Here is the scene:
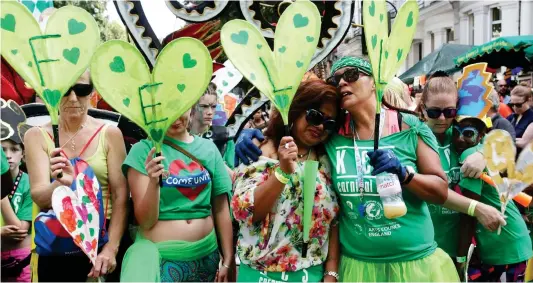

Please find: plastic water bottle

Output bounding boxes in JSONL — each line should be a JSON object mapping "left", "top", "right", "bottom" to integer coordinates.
{"left": 376, "top": 173, "right": 407, "bottom": 219}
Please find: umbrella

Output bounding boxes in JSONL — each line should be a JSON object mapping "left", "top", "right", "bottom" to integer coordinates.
{"left": 455, "top": 35, "right": 533, "bottom": 69}
{"left": 399, "top": 44, "right": 473, "bottom": 84}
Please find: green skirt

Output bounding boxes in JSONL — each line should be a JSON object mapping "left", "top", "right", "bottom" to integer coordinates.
{"left": 340, "top": 248, "right": 459, "bottom": 282}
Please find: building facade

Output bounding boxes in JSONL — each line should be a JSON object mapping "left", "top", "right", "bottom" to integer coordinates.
{"left": 335, "top": 0, "right": 533, "bottom": 75}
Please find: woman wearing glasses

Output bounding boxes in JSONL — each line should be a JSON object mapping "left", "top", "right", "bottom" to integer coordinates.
{"left": 232, "top": 79, "right": 341, "bottom": 282}
{"left": 507, "top": 85, "right": 533, "bottom": 152}
{"left": 24, "top": 71, "right": 129, "bottom": 281}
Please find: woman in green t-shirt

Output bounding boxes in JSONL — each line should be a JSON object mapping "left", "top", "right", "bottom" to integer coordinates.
{"left": 453, "top": 117, "right": 532, "bottom": 282}
{"left": 121, "top": 109, "right": 234, "bottom": 282}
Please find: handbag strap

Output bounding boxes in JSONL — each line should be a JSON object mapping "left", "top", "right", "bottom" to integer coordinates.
{"left": 163, "top": 139, "right": 204, "bottom": 168}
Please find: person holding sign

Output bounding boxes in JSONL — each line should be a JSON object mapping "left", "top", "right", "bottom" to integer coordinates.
{"left": 122, "top": 108, "right": 234, "bottom": 282}
{"left": 232, "top": 80, "right": 340, "bottom": 282}
{"left": 24, "top": 71, "right": 129, "bottom": 281}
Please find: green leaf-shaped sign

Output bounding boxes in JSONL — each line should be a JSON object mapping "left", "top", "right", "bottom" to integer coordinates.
{"left": 363, "top": 0, "right": 419, "bottom": 109}
{"left": 90, "top": 38, "right": 212, "bottom": 152}
{"left": 0, "top": 2, "right": 100, "bottom": 123}
{"left": 220, "top": 0, "right": 321, "bottom": 124}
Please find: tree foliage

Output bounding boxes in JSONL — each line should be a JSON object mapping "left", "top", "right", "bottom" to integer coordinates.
{"left": 54, "top": 0, "right": 126, "bottom": 41}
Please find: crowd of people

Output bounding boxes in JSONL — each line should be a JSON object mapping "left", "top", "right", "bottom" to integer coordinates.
{"left": 1, "top": 9, "right": 533, "bottom": 280}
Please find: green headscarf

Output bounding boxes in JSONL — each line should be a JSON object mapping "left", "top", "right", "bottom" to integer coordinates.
{"left": 330, "top": 56, "right": 373, "bottom": 76}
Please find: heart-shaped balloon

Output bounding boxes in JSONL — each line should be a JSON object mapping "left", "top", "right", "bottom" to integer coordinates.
{"left": 220, "top": 0, "right": 320, "bottom": 124}
{"left": 51, "top": 173, "right": 101, "bottom": 264}
{"left": 0, "top": 2, "right": 99, "bottom": 123}
{"left": 90, "top": 38, "right": 212, "bottom": 152}
{"left": 484, "top": 130, "right": 533, "bottom": 210}
{"left": 363, "top": 0, "right": 419, "bottom": 107}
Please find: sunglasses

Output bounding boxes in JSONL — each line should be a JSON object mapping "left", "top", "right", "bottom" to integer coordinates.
{"left": 508, "top": 101, "right": 526, "bottom": 108}
{"left": 326, "top": 68, "right": 360, "bottom": 87}
{"left": 424, "top": 106, "right": 458, "bottom": 119}
{"left": 64, "top": 84, "right": 93, "bottom": 97}
{"left": 306, "top": 109, "right": 337, "bottom": 134}
{"left": 453, "top": 125, "right": 479, "bottom": 142}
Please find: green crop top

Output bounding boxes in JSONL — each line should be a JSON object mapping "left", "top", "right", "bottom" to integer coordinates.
{"left": 122, "top": 136, "right": 232, "bottom": 220}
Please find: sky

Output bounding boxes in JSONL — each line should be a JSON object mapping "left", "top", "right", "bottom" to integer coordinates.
{"left": 106, "top": 0, "right": 186, "bottom": 40}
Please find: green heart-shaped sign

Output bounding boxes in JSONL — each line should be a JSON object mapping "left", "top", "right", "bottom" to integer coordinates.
{"left": 363, "top": 0, "right": 419, "bottom": 109}
{"left": 91, "top": 38, "right": 212, "bottom": 152}
{"left": 0, "top": 2, "right": 99, "bottom": 123}
{"left": 221, "top": 0, "right": 320, "bottom": 124}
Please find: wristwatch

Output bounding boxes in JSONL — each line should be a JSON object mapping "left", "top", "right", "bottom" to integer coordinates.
{"left": 324, "top": 271, "right": 339, "bottom": 280}
{"left": 401, "top": 166, "right": 415, "bottom": 185}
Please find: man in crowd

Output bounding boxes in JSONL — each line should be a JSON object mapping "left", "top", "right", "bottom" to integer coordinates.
{"left": 488, "top": 89, "right": 516, "bottom": 141}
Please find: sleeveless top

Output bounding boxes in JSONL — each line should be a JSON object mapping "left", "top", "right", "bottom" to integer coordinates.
{"left": 38, "top": 125, "right": 112, "bottom": 217}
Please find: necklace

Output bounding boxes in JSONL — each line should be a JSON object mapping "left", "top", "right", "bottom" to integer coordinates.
{"left": 297, "top": 148, "right": 311, "bottom": 159}
{"left": 61, "top": 123, "right": 85, "bottom": 153}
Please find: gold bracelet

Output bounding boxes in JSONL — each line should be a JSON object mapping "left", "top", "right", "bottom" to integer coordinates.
{"left": 468, "top": 200, "right": 478, "bottom": 216}
{"left": 221, "top": 263, "right": 230, "bottom": 269}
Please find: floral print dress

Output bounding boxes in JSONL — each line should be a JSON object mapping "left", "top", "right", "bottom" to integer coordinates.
{"left": 232, "top": 155, "right": 339, "bottom": 272}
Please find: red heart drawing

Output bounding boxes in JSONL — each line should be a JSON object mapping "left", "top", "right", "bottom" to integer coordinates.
{"left": 168, "top": 160, "right": 208, "bottom": 201}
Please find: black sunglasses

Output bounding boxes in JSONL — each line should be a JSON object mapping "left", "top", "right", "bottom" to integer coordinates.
{"left": 306, "top": 109, "right": 337, "bottom": 134}
{"left": 424, "top": 106, "right": 457, "bottom": 119}
{"left": 64, "top": 84, "right": 93, "bottom": 97}
{"left": 508, "top": 101, "right": 526, "bottom": 108}
{"left": 326, "top": 68, "right": 360, "bottom": 87}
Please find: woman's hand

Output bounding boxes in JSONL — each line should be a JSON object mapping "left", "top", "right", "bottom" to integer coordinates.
{"left": 1, "top": 225, "right": 27, "bottom": 241}
{"left": 461, "top": 151, "right": 486, "bottom": 178}
{"left": 50, "top": 148, "right": 74, "bottom": 187}
{"left": 88, "top": 245, "right": 117, "bottom": 278}
{"left": 215, "top": 265, "right": 229, "bottom": 282}
{"left": 366, "top": 149, "right": 407, "bottom": 181}
{"left": 474, "top": 202, "right": 506, "bottom": 232}
{"left": 145, "top": 147, "right": 165, "bottom": 180}
{"left": 277, "top": 136, "right": 298, "bottom": 174}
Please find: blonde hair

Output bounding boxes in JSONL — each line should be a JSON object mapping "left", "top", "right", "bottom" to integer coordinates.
{"left": 384, "top": 77, "right": 408, "bottom": 109}
{"left": 511, "top": 85, "right": 532, "bottom": 100}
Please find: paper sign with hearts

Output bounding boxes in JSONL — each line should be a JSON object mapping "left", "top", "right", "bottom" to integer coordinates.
{"left": 483, "top": 130, "right": 533, "bottom": 231}
{"left": 1, "top": 2, "right": 99, "bottom": 123}
{"left": 51, "top": 174, "right": 100, "bottom": 264}
{"left": 90, "top": 38, "right": 212, "bottom": 152}
{"left": 220, "top": 0, "right": 320, "bottom": 124}
{"left": 363, "top": 0, "right": 419, "bottom": 108}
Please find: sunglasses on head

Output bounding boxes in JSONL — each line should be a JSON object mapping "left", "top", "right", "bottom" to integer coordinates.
{"left": 508, "top": 101, "right": 526, "bottom": 108}
{"left": 305, "top": 109, "right": 337, "bottom": 134}
{"left": 64, "top": 84, "right": 93, "bottom": 97}
{"left": 326, "top": 68, "right": 360, "bottom": 87}
{"left": 424, "top": 106, "right": 457, "bottom": 119}
{"left": 453, "top": 125, "right": 479, "bottom": 142}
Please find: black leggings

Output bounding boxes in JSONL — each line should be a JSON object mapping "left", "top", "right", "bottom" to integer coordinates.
{"left": 37, "top": 254, "right": 93, "bottom": 282}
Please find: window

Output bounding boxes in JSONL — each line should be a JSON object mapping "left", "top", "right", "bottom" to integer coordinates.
{"left": 469, "top": 14, "right": 475, "bottom": 45}
{"left": 418, "top": 42, "right": 423, "bottom": 61}
{"left": 491, "top": 7, "right": 502, "bottom": 39}
{"left": 446, "top": 28, "right": 454, "bottom": 43}
{"left": 430, "top": 33, "right": 435, "bottom": 52}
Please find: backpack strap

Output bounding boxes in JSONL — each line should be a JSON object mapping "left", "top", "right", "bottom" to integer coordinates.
{"left": 78, "top": 124, "right": 105, "bottom": 158}
{"left": 163, "top": 139, "right": 204, "bottom": 169}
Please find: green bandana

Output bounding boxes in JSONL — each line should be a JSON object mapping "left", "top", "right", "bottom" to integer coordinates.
{"left": 330, "top": 57, "right": 373, "bottom": 76}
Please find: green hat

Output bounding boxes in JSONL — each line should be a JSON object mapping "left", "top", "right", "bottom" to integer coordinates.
{"left": 330, "top": 57, "right": 373, "bottom": 76}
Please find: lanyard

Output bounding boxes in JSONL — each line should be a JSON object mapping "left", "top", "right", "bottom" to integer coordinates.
{"left": 8, "top": 170, "right": 23, "bottom": 199}
{"left": 351, "top": 109, "right": 385, "bottom": 210}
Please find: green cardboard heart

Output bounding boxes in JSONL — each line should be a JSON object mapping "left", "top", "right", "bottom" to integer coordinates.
{"left": 21, "top": 0, "right": 36, "bottom": 13}
{"left": 0, "top": 2, "right": 100, "bottom": 124}
{"left": 91, "top": 38, "right": 212, "bottom": 152}
{"left": 363, "top": 0, "right": 419, "bottom": 109}
{"left": 36, "top": 0, "right": 52, "bottom": 13}
{"left": 109, "top": 56, "right": 125, "bottom": 73}
{"left": 221, "top": 0, "right": 320, "bottom": 124}
{"left": 11, "top": 49, "right": 17, "bottom": 55}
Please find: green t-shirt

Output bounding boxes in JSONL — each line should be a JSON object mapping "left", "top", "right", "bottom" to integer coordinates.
{"left": 1, "top": 150, "right": 8, "bottom": 175}
{"left": 326, "top": 114, "right": 438, "bottom": 262}
{"left": 123, "top": 136, "right": 232, "bottom": 221}
{"left": 9, "top": 172, "right": 33, "bottom": 222}
{"left": 223, "top": 140, "right": 235, "bottom": 169}
{"left": 429, "top": 127, "right": 461, "bottom": 257}
{"left": 459, "top": 147, "right": 533, "bottom": 265}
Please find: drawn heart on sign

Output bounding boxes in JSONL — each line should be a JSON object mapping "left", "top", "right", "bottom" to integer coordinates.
{"left": 362, "top": 0, "right": 419, "bottom": 103}
{"left": 51, "top": 173, "right": 100, "bottom": 265}
{"left": 90, "top": 38, "right": 212, "bottom": 153}
{"left": 0, "top": 2, "right": 99, "bottom": 123}
{"left": 220, "top": 0, "right": 320, "bottom": 124}
{"left": 169, "top": 159, "right": 208, "bottom": 201}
